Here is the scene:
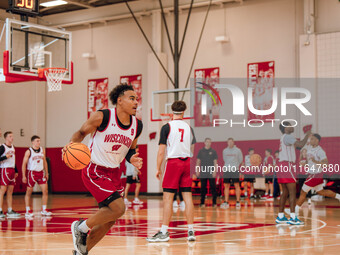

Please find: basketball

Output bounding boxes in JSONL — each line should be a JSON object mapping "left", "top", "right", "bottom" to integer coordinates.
{"left": 63, "top": 143, "right": 91, "bottom": 170}
{"left": 250, "top": 154, "right": 262, "bottom": 166}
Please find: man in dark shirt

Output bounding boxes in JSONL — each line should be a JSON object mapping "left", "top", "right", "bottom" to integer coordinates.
{"left": 196, "top": 138, "right": 218, "bottom": 207}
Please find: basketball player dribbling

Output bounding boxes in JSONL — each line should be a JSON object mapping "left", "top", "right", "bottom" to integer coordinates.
{"left": 22, "top": 135, "right": 52, "bottom": 217}
{"left": 64, "top": 84, "right": 143, "bottom": 255}
{"left": 295, "top": 134, "right": 340, "bottom": 214}
{"left": 146, "top": 101, "right": 196, "bottom": 242}
{"left": 276, "top": 121, "right": 311, "bottom": 225}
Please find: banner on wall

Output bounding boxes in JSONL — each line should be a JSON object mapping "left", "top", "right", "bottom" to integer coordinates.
{"left": 87, "top": 78, "right": 109, "bottom": 118}
{"left": 120, "top": 74, "right": 142, "bottom": 120}
{"left": 194, "top": 67, "right": 220, "bottom": 127}
{"left": 247, "top": 61, "right": 275, "bottom": 122}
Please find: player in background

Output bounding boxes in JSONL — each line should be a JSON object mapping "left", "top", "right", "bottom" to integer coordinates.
{"left": 274, "top": 150, "right": 282, "bottom": 198}
{"left": 295, "top": 134, "right": 340, "bottom": 214}
{"left": 243, "top": 148, "right": 256, "bottom": 199}
{"left": 147, "top": 101, "right": 196, "bottom": 242}
{"left": 65, "top": 84, "right": 143, "bottom": 255}
{"left": 221, "top": 138, "right": 243, "bottom": 209}
{"left": 196, "top": 138, "right": 218, "bottom": 208}
{"left": 262, "top": 149, "right": 274, "bottom": 200}
{"left": 276, "top": 122, "right": 310, "bottom": 225}
{"left": 0, "top": 131, "right": 20, "bottom": 218}
{"left": 297, "top": 148, "right": 312, "bottom": 205}
{"left": 124, "top": 146, "right": 143, "bottom": 205}
{"left": 22, "top": 135, "right": 51, "bottom": 217}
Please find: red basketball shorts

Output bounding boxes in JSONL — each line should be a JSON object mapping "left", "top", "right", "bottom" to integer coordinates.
{"left": 162, "top": 158, "right": 191, "bottom": 190}
{"left": 276, "top": 161, "right": 296, "bottom": 184}
{"left": 302, "top": 173, "right": 324, "bottom": 192}
{"left": 27, "top": 170, "right": 47, "bottom": 188}
{"left": 82, "top": 162, "right": 124, "bottom": 203}
{"left": 0, "top": 168, "right": 16, "bottom": 186}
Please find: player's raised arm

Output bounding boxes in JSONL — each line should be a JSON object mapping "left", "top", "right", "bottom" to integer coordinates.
{"left": 294, "top": 130, "right": 312, "bottom": 149}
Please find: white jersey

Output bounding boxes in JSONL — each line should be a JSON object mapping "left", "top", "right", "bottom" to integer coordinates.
{"left": 245, "top": 155, "right": 251, "bottom": 166}
{"left": 279, "top": 134, "right": 296, "bottom": 163}
{"left": 307, "top": 146, "right": 327, "bottom": 174}
{"left": 166, "top": 120, "right": 193, "bottom": 159}
{"left": 0, "top": 144, "right": 15, "bottom": 168}
{"left": 27, "top": 147, "right": 44, "bottom": 171}
{"left": 89, "top": 108, "right": 138, "bottom": 168}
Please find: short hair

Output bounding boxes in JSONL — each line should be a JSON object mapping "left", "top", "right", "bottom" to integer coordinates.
{"left": 109, "top": 84, "right": 134, "bottom": 105}
{"left": 248, "top": 148, "right": 254, "bottom": 152}
{"left": 171, "top": 101, "right": 187, "bottom": 114}
{"left": 31, "top": 135, "right": 40, "bottom": 142}
{"left": 4, "top": 131, "right": 12, "bottom": 139}
{"left": 313, "top": 133, "right": 321, "bottom": 142}
{"left": 205, "top": 138, "right": 212, "bottom": 142}
{"left": 279, "top": 121, "right": 291, "bottom": 134}
{"left": 275, "top": 150, "right": 279, "bottom": 154}
{"left": 266, "top": 148, "right": 272, "bottom": 154}
{"left": 227, "top": 137, "right": 234, "bottom": 141}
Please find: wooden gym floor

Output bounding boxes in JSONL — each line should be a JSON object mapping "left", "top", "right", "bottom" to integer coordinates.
{"left": 0, "top": 194, "right": 340, "bottom": 254}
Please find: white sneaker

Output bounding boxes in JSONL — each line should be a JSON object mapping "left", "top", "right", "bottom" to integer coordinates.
{"left": 124, "top": 198, "right": 132, "bottom": 205}
{"left": 25, "top": 211, "right": 34, "bottom": 218}
{"left": 173, "top": 201, "right": 179, "bottom": 208}
{"left": 41, "top": 210, "right": 52, "bottom": 216}
{"left": 179, "top": 201, "right": 185, "bottom": 209}
{"left": 133, "top": 198, "right": 143, "bottom": 204}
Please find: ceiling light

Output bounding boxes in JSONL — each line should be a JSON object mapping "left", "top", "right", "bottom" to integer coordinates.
{"left": 40, "top": 0, "right": 68, "bottom": 7}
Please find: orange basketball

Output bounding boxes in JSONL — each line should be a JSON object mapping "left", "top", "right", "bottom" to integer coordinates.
{"left": 63, "top": 143, "right": 91, "bottom": 170}
{"left": 250, "top": 154, "right": 262, "bottom": 166}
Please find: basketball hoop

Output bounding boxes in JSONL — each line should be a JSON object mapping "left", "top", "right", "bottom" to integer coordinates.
{"left": 39, "top": 68, "right": 67, "bottom": 92}
{"left": 160, "top": 113, "right": 173, "bottom": 125}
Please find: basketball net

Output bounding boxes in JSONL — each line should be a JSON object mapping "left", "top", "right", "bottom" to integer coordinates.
{"left": 160, "top": 113, "right": 173, "bottom": 125}
{"left": 40, "top": 68, "right": 67, "bottom": 92}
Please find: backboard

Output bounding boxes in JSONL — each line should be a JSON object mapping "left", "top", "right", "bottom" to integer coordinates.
{"left": 3, "top": 18, "right": 73, "bottom": 84}
{"left": 151, "top": 88, "right": 193, "bottom": 121}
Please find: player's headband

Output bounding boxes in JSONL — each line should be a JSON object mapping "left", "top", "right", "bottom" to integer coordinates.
{"left": 173, "top": 111, "right": 184, "bottom": 115}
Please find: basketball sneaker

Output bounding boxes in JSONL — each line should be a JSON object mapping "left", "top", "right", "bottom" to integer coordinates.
{"left": 220, "top": 202, "right": 229, "bottom": 209}
{"left": 288, "top": 217, "right": 304, "bottom": 225}
{"left": 133, "top": 198, "right": 143, "bottom": 205}
{"left": 146, "top": 231, "right": 170, "bottom": 242}
{"left": 261, "top": 195, "right": 268, "bottom": 200}
{"left": 72, "top": 250, "right": 82, "bottom": 255}
{"left": 0, "top": 211, "right": 5, "bottom": 218}
{"left": 7, "top": 210, "right": 20, "bottom": 218}
{"left": 41, "top": 210, "right": 52, "bottom": 216}
{"left": 267, "top": 195, "right": 274, "bottom": 201}
{"left": 236, "top": 201, "right": 241, "bottom": 208}
{"left": 25, "top": 210, "right": 34, "bottom": 218}
{"left": 124, "top": 198, "right": 132, "bottom": 205}
{"left": 275, "top": 216, "right": 289, "bottom": 224}
{"left": 71, "top": 220, "right": 88, "bottom": 255}
{"left": 187, "top": 230, "right": 196, "bottom": 241}
{"left": 199, "top": 204, "right": 205, "bottom": 208}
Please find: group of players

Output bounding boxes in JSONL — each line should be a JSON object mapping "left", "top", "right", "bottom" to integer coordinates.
{"left": 1, "top": 84, "right": 338, "bottom": 255}
{"left": 0, "top": 130, "right": 52, "bottom": 219}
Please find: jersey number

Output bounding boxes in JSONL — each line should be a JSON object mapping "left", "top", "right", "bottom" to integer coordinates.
{"left": 178, "top": 129, "right": 184, "bottom": 142}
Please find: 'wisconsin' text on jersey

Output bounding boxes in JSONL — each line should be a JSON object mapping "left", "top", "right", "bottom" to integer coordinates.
{"left": 103, "top": 134, "right": 133, "bottom": 148}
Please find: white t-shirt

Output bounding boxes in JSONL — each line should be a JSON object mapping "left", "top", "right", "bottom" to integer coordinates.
{"left": 306, "top": 146, "right": 327, "bottom": 174}
{"left": 279, "top": 134, "right": 296, "bottom": 163}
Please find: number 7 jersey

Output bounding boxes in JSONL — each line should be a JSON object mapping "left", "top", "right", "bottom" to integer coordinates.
{"left": 164, "top": 120, "right": 195, "bottom": 159}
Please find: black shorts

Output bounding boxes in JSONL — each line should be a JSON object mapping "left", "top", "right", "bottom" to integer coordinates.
{"left": 265, "top": 176, "right": 273, "bottom": 184}
{"left": 224, "top": 178, "right": 240, "bottom": 184}
{"left": 244, "top": 175, "right": 256, "bottom": 183}
{"left": 126, "top": 175, "right": 140, "bottom": 184}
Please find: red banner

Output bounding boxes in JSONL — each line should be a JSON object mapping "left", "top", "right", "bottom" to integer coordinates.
{"left": 87, "top": 78, "right": 109, "bottom": 118}
{"left": 247, "top": 61, "right": 275, "bottom": 122}
{"left": 194, "top": 67, "right": 220, "bottom": 127}
{"left": 120, "top": 74, "right": 142, "bottom": 120}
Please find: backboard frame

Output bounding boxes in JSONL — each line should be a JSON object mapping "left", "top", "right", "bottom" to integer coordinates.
{"left": 3, "top": 18, "right": 73, "bottom": 84}
{"left": 150, "top": 88, "right": 193, "bottom": 121}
